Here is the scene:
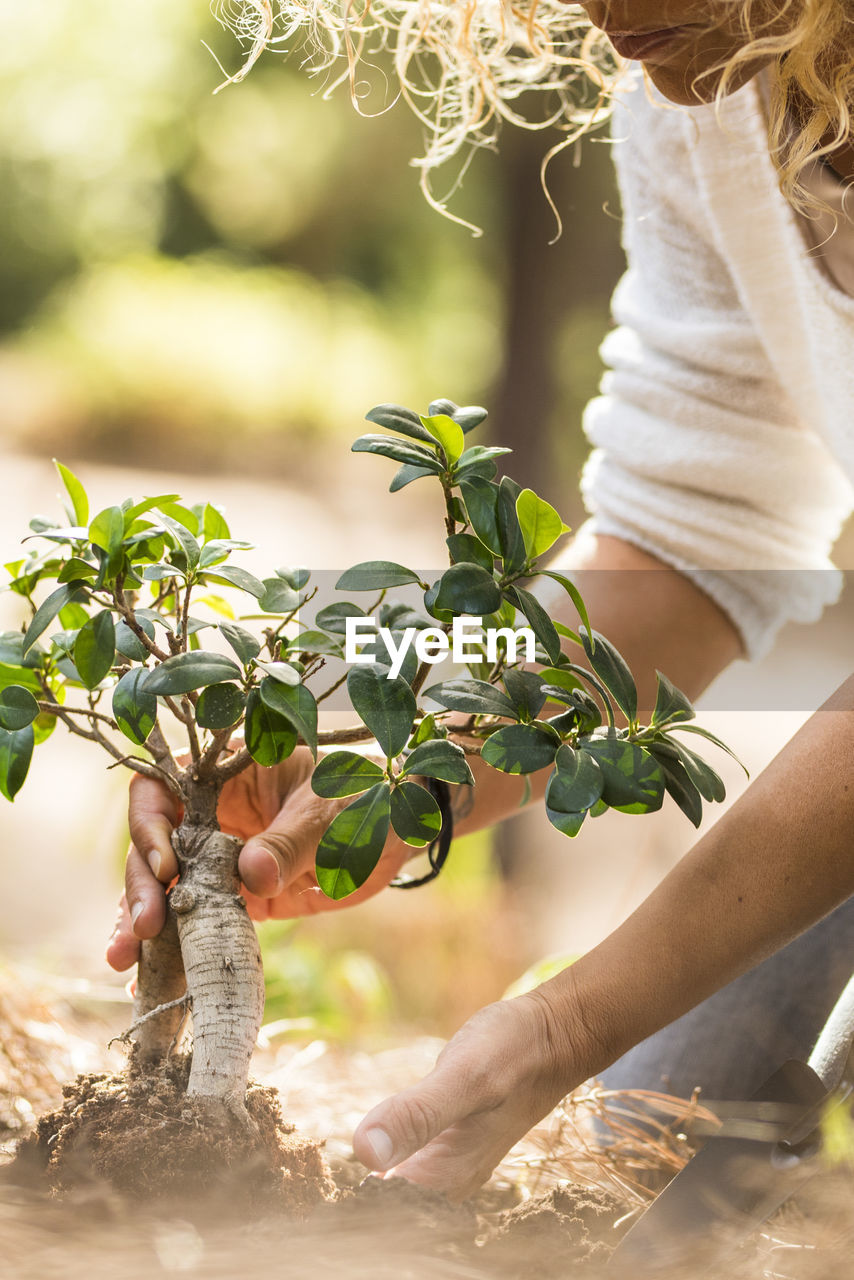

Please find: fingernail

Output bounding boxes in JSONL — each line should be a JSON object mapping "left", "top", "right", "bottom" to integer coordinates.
{"left": 147, "top": 850, "right": 162, "bottom": 879}
{"left": 130, "top": 901, "right": 144, "bottom": 928}
{"left": 363, "top": 1127, "right": 396, "bottom": 1170}
{"left": 258, "top": 848, "right": 283, "bottom": 892}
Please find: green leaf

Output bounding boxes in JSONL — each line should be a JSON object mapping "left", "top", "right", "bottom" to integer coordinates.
{"left": 515, "top": 489, "right": 570, "bottom": 559}
{"left": 316, "top": 602, "right": 367, "bottom": 635}
{"left": 155, "top": 511, "right": 201, "bottom": 572}
{"left": 352, "top": 434, "right": 444, "bottom": 471}
{"left": 401, "top": 737, "right": 474, "bottom": 785}
{"left": 115, "top": 617, "right": 155, "bottom": 661}
{"left": 408, "top": 713, "right": 438, "bottom": 748}
{"left": 0, "top": 725, "right": 34, "bottom": 800}
{"left": 336, "top": 562, "right": 423, "bottom": 591}
{"left": 143, "top": 564, "right": 185, "bottom": 583}
{"left": 316, "top": 782, "right": 391, "bottom": 899}
{"left": 196, "top": 683, "right": 246, "bottom": 730}
{"left": 58, "top": 601, "right": 89, "bottom": 630}
{"left": 434, "top": 563, "right": 501, "bottom": 616}
{"left": 507, "top": 585, "right": 562, "bottom": 665}
{"left": 547, "top": 744, "right": 605, "bottom": 812}
{"left": 287, "top": 629, "right": 343, "bottom": 658}
{"left": 581, "top": 737, "right": 664, "bottom": 814}
{"left": 219, "top": 622, "right": 261, "bottom": 664}
{"left": 581, "top": 628, "right": 638, "bottom": 724}
{"left": 389, "top": 463, "right": 436, "bottom": 492}
{"left": 144, "top": 652, "right": 242, "bottom": 695}
{"left": 203, "top": 503, "right": 231, "bottom": 541}
{"left": 201, "top": 565, "right": 265, "bottom": 600}
{"left": 244, "top": 688, "right": 297, "bottom": 766}
{"left": 112, "top": 669, "right": 157, "bottom": 745}
{"left": 254, "top": 660, "right": 301, "bottom": 686}
{"left": 276, "top": 566, "right": 310, "bottom": 590}
{"left": 502, "top": 669, "right": 547, "bottom": 721}
{"left": 647, "top": 746, "right": 704, "bottom": 828}
{"left": 365, "top": 403, "right": 436, "bottom": 443}
{"left": 390, "top": 781, "right": 442, "bottom": 847}
{"left": 158, "top": 501, "right": 199, "bottom": 534}
{"left": 57, "top": 557, "right": 98, "bottom": 583}
{"left": 74, "top": 610, "right": 116, "bottom": 689}
{"left": 454, "top": 444, "right": 511, "bottom": 476}
{"left": 122, "top": 494, "right": 181, "bottom": 527}
{"left": 259, "top": 679, "right": 318, "bottom": 758}
{"left": 23, "top": 581, "right": 88, "bottom": 655}
{"left": 311, "top": 750, "right": 387, "bottom": 798}
{"left": 88, "top": 506, "right": 125, "bottom": 556}
{"left": 537, "top": 570, "right": 593, "bottom": 643}
{"left": 545, "top": 806, "right": 586, "bottom": 838}
{"left": 258, "top": 578, "right": 300, "bottom": 613}
{"left": 0, "top": 686, "right": 39, "bottom": 732}
{"left": 197, "top": 539, "right": 250, "bottom": 569}
{"left": 497, "top": 476, "right": 526, "bottom": 572}
{"left": 359, "top": 631, "right": 419, "bottom": 686}
{"left": 427, "top": 399, "right": 488, "bottom": 433}
{"left": 481, "top": 723, "right": 560, "bottom": 775}
{"left": 460, "top": 478, "right": 501, "bottom": 555}
{"left": 53, "top": 460, "right": 89, "bottom": 526}
{"left": 671, "top": 724, "right": 748, "bottom": 776}
{"left": 423, "top": 678, "right": 518, "bottom": 720}
{"left": 0, "top": 663, "right": 42, "bottom": 696}
{"left": 660, "top": 736, "right": 726, "bottom": 803}
{"left": 653, "top": 672, "right": 696, "bottom": 725}
{"left": 420, "top": 413, "right": 465, "bottom": 465}
{"left": 347, "top": 666, "right": 416, "bottom": 758}
{"left": 445, "top": 533, "right": 494, "bottom": 573}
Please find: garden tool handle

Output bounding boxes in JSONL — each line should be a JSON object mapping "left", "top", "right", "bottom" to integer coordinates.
{"left": 807, "top": 972, "right": 854, "bottom": 1092}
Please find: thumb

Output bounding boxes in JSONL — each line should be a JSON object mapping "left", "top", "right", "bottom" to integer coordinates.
{"left": 238, "top": 787, "right": 346, "bottom": 898}
{"left": 353, "top": 1060, "right": 474, "bottom": 1173}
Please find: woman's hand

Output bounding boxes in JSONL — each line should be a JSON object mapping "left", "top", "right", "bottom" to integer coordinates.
{"left": 106, "top": 748, "right": 413, "bottom": 972}
{"left": 353, "top": 985, "right": 588, "bottom": 1201}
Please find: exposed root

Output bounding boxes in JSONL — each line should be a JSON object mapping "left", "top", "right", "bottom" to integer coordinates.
{"left": 108, "top": 995, "right": 192, "bottom": 1050}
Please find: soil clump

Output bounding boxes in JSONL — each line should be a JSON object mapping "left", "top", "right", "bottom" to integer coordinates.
{"left": 12, "top": 1056, "right": 334, "bottom": 1217}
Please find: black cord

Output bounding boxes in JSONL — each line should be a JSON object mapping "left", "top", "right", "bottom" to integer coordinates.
{"left": 389, "top": 776, "right": 453, "bottom": 890}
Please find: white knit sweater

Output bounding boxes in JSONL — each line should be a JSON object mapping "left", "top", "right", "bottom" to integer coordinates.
{"left": 576, "top": 70, "right": 854, "bottom": 659}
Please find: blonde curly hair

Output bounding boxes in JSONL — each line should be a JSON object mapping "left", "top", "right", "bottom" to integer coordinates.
{"left": 715, "top": 0, "right": 854, "bottom": 212}
{"left": 213, "top": 1, "right": 853, "bottom": 226}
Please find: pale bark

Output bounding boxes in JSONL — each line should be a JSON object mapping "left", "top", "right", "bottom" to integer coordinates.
{"left": 170, "top": 822, "right": 265, "bottom": 1109}
{"left": 130, "top": 781, "right": 266, "bottom": 1110}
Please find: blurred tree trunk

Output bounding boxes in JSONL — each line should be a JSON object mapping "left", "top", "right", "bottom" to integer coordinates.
{"left": 489, "top": 125, "right": 623, "bottom": 883}
{"left": 489, "top": 124, "right": 623, "bottom": 506}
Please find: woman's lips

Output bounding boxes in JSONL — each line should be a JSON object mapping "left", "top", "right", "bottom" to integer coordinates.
{"left": 607, "top": 27, "right": 690, "bottom": 60}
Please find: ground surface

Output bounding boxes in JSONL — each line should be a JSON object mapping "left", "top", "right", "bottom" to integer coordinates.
{"left": 2, "top": 973, "right": 854, "bottom": 1280}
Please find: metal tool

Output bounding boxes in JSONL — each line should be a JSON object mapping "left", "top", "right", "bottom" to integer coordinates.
{"left": 608, "top": 971, "right": 854, "bottom": 1274}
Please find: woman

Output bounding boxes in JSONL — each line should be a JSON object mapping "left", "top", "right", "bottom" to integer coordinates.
{"left": 108, "top": 1, "right": 854, "bottom": 1200}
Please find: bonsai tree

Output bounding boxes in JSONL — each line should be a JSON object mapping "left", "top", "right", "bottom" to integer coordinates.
{"left": 0, "top": 398, "right": 738, "bottom": 1157}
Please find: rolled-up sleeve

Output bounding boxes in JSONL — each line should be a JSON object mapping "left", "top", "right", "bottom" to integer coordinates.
{"left": 578, "top": 84, "right": 854, "bottom": 660}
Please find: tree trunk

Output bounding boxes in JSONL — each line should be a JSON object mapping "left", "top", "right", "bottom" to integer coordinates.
{"left": 131, "top": 782, "right": 265, "bottom": 1113}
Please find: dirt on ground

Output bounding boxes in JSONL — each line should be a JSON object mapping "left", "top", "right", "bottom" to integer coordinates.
{"left": 11, "top": 1057, "right": 334, "bottom": 1218}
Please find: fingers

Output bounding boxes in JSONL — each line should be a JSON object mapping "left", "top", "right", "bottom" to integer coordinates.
{"left": 106, "top": 893, "right": 140, "bottom": 972}
{"left": 238, "top": 786, "right": 348, "bottom": 898}
{"left": 128, "top": 773, "right": 180, "bottom": 884}
{"left": 353, "top": 1056, "right": 488, "bottom": 1179}
{"left": 124, "top": 842, "right": 168, "bottom": 939}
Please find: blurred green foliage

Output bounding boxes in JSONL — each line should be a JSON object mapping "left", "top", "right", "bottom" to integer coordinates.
{"left": 0, "top": 0, "right": 622, "bottom": 485}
